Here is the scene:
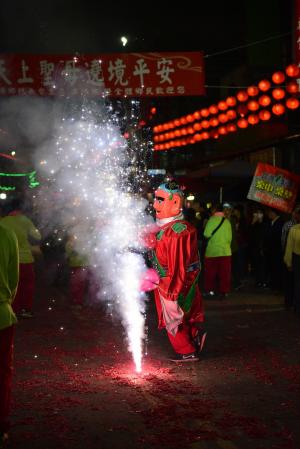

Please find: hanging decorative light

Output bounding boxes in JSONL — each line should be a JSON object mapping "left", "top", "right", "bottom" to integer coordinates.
{"left": 272, "top": 71, "right": 285, "bottom": 84}
{"left": 226, "top": 96, "right": 237, "bottom": 107}
{"left": 259, "top": 110, "right": 271, "bottom": 121}
{"left": 209, "top": 105, "right": 218, "bottom": 115}
{"left": 272, "top": 104, "right": 285, "bottom": 115}
{"left": 237, "top": 91, "right": 248, "bottom": 102}
{"left": 286, "top": 97, "right": 300, "bottom": 109}
{"left": 259, "top": 95, "right": 271, "bottom": 107}
{"left": 227, "top": 123, "right": 237, "bottom": 132}
{"left": 247, "top": 100, "right": 259, "bottom": 111}
{"left": 201, "top": 120, "right": 210, "bottom": 129}
{"left": 218, "top": 101, "right": 228, "bottom": 111}
{"left": 247, "top": 86, "right": 259, "bottom": 96}
{"left": 258, "top": 79, "right": 271, "bottom": 91}
{"left": 237, "top": 118, "right": 248, "bottom": 128}
{"left": 248, "top": 114, "right": 259, "bottom": 125}
{"left": 237, "top": 104, "right": 248, "bottom": 117}
{"left": 209, "top": 117, "right": 219, "bottom": 127}
{"left": 227, "top": 109, "right": 237, "bottom": 120}
{"left": 272, "top": 88, "right": 285, "bottom": 100}
{"left": 218, "top": 113, "right": 228, "bottom": 123}
{"left": 285, "top": 64, "right": 300, "bottom": 77}
{"left": 286, "top": 81, "right": 299, "bottom": 94}
{"left": 200, "top": 108, "right": 210, "bottom": 117}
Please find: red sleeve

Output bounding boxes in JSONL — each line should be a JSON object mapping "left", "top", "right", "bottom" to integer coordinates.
{"left": 158, "top": 231, "right": 192, "bottom": 301}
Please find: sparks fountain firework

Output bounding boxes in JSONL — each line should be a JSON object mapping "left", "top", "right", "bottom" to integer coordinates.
{"left": 35, "top": 99, "right": 151, "bottom": 372}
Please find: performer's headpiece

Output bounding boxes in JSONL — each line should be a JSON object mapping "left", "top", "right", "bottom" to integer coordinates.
{"left": 153, "top": 179, "right": 184, "bottom": 219}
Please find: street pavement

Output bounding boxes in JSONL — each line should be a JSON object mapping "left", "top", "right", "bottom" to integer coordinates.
{"left": 6, "top": 280, "right": 300, "bottom": 449}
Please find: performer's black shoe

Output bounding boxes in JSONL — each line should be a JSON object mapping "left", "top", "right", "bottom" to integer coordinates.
{"left": 194, "top": 331, "right": 207, "bottom": 354}
{"left": 169, "top": 352, "right": 199, "bottom": 362}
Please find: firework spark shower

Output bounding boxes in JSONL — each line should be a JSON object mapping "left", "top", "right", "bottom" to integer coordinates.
{"left": 1, "top": 96, "right": 151, "bottom": 372}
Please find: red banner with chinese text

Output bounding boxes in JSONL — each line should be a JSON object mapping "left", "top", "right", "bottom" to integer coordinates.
{"left": 247, "top": 163, "right": 300, "bottom": 213}
{"left": 0, "top": 52, "right": 205, "bottom": 97}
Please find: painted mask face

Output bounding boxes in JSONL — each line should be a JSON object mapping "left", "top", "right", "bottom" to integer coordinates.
{"left": 153, "top": 188, "right": 183, "bottom": 219}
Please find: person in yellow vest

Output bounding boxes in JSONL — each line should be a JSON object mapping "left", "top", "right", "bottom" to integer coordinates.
{"left": 1, "top": 199, "right": 41, "bottom": 318}
{"left": 0, "top": 223, "right": 19, "bottom": 445}
{"left": 65, "top": 235, "right": 91, "bottom": 308}
{"left": 284, "top": 205, "right": 300, "bottom": 314}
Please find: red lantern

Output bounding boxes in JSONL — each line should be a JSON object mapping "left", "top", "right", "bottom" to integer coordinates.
{"left": 210, "top": 117, "right": 219, "bottom": 127}
{"left": 150, "top": 107, "right": 157, "bottom": 115}
{"left": 247, "top": 86, "right": 259, "bottom": 96}
{"left": 194, "top": 133, "right": 202, "bottom": 141}
{"left": 193, "top": 122, "right": 202, "bottom": 131}
{"left": 247, "top": 100, "right": 259, "bottom": 111}
{"left": 211, "top": 130, "right": 219, "bottom": 139}
{"left": 186, "top": 114, "right": 194, "bottom": 123}
{"left": 272, "top": 104, "right": 285, "bottom": 115}
{"left": 237, "top": 90, "right": 248, "bottom": 102}
{"left": 259, "top": 110, "right": 271, "bottom": 121}
{"left": 209, "top": 105, "right": 218, "bottom": 115}
{"left": 193, "top": 111, "right": 201, "bottom": 120}
{"left": 226, "top": 96, "right": 237, "bottom": 107}
{"left": 180, "top": 117, "right": 187, "bottom": 125}
{"left": 286, "top": 97, "right": 300, "bottom": 109}
{"left": 237, "top": 104, "right": 248, "bottom": 117}
{"left": 286, "top": 64, "right": 300, "bottom": 77}
{"left": 259, "top": 95, "right": 271, "bottom": 107}
{"left": 237, "top": 118, "right": 248, "bottom": 128}
{"left": 258, "top": 79, "right": 271, "bottom": 91}
{"left": 201, "top": 120, "right": 210, "bottom": 129}
{"left": 272, "top": 88, "right": 285, "bottom": 100}
{"left": 272, "top": 71, "right": 285, "bottom": 84}
{"left": 219, "top": 126, "right": 227, "bottom": 135}
{"left": 174, "top": 129, "right": 181, "bottom": 137}
{"left": 218, "top": 101, "right": 228, "bottom": 111}
{"left": 201, "top": 108, "right": 210, "bottom": 117}
{"left": 227, "top": 109, "right": 237, "bottom": 120}
{"left": 218, "top": 113, "right": 228, "bottom": 123}
{"left": 248, "top": 114, "right": 259, "bottom": 125}
{"left": 286, "top": 81, "right": 299, "bottom": 94}
{"left": 174, "top": 119, "right": 181, "bottom": 127}
{"left": 227, "top": 123, "right": 237, "bottom": 132}
{"left": 202, "top": 131, "right": 210, "bottom": 139}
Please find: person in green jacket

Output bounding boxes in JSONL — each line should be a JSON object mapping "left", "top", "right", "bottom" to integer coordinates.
{"left": 1, "top": 199, "right": 41, "bottom": 318}
{"left": 203, "top": 203, "right": 232, "bottom": 298}
{"left": 0, "top": 224, "right": 19, "bottom": 445}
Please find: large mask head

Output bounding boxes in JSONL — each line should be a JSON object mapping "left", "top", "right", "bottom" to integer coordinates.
{"left": 153, "top": 181, "right": 184, "bottom": 220}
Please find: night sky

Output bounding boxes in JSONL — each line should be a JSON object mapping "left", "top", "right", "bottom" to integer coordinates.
{"left": 0, "top": 1, "right": 293, "bottom": 122}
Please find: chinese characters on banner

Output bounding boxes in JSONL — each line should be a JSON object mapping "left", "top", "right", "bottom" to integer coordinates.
{"left": 0, "top": 52, "right": 205, "bottom": 97}
{"left": 247, "top": 163, "right": 300, "bottom": 213}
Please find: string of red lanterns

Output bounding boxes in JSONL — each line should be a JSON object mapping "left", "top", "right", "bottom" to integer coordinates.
{"left": 153, "top": 64, "right": 300, "bottom": 151}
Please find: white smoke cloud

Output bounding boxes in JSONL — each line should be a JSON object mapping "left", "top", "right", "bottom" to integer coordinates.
{"left": 0, "top": 94, "right": 153, "bottom": 372}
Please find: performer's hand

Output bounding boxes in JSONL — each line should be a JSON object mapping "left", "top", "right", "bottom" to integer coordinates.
{"left": 140, "top": 268, "right": 160, "bottom": 292}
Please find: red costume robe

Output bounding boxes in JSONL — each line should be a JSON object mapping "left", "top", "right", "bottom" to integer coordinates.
{"left": 150, "top": 219, "right": 204, "bottom": 355}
